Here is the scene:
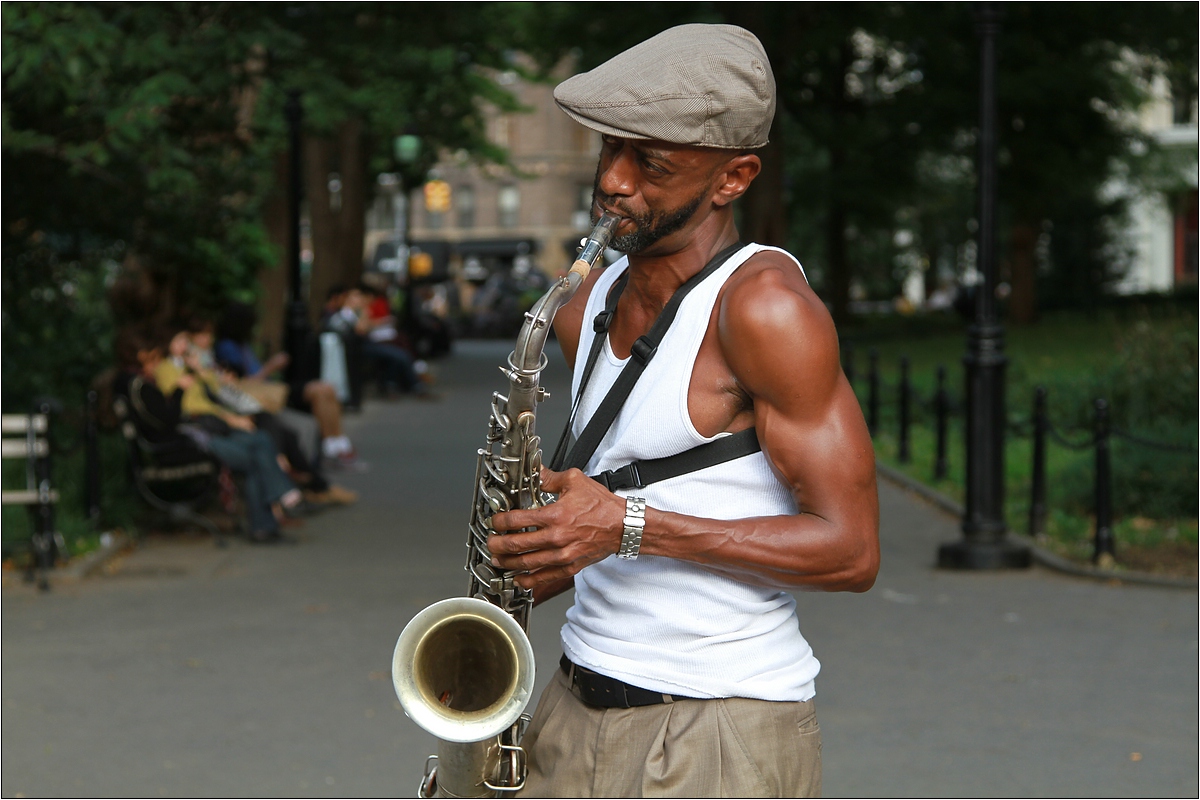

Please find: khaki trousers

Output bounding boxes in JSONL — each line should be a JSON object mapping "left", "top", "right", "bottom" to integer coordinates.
{"left": 517, "top": 670, "right": 821, "bottom": 798}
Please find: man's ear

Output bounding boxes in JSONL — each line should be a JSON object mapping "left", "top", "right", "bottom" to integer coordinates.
{"left": 712, "top": 153, "right": 762, "bottom": 207}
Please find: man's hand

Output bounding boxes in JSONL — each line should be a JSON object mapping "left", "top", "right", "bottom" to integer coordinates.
{"left": 486, "top": 468, "right": 625, "bottom": 591}
{"left": 263, "top": 352, "right": 290, "bottom": 375}
{"left": 225, "top": 413, "right": 256, "bottom": 432}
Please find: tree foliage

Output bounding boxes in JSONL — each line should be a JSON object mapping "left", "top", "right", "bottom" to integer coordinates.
{"left": 3, "top": 2, "right": 1195, "bottom": 410}
{"left": 2, "top": 1, "right": 541, "bottom": 409}
{"left": 517, "top": 2, "right": 1196, "bottom": 321}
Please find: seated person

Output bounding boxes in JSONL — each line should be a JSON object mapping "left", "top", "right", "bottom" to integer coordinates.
{"left": 112, "top": 327, "right": 210, "bottom": 466}
{"left": 186, "top": 317, "right": 357, "bottom": 505}
{"left": 214, "top": 301, "right": 364, "bottom": 470}
{"left": 153, "top": 326, "right": 306, "bottom": 543}
{"left": 324, "top": 284, "right": 433, "bottom": 400}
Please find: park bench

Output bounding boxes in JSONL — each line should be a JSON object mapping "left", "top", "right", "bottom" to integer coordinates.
{"left": 112, "top": 393, "right": 231, "bottom": 546}
{"left": 2, "top": 409, "right": 64, "bottom": 589}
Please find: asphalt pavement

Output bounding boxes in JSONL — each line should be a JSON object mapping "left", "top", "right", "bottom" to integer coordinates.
{"left": 2, "top": 339, "right": 1196, "bottom": 798}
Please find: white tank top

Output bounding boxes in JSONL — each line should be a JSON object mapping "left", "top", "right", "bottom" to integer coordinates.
{"left": 560, "top": 243, "right": 819, "bottom": 702}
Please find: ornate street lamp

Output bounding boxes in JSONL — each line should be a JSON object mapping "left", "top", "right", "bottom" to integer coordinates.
{"left": 938, "top": 2, "right": 1031, "bottom": 570}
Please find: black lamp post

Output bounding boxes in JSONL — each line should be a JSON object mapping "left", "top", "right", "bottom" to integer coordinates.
{"left": 937, "top": 2, "right": 1031, "bottom": 570}
{"left": 283, "top": 90, "right": 310, "bottom": 384}
{"left": 394, "top": 133, "right": 422, "bottom": 333}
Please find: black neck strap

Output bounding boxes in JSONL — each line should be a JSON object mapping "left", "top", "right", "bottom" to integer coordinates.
{"left": 550, "top": 242, "right": 744, "bottom": 473}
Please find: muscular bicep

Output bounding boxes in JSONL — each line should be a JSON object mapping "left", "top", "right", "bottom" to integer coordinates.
{"left": 720, "top": 264, "right": 878, "bottom": 535}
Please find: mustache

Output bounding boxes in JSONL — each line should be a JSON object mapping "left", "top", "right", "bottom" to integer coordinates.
{"left": 594, "top": 194, "right": 633, "bottom": 219}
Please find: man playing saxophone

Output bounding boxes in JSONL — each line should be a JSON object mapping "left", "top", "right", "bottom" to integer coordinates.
{"left": 486, "top": 23, "right": 880, "bottom": 798}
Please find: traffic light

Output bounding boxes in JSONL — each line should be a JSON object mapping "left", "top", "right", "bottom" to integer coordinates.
{"left": 424, "top": 180, "right": 451, "bottom": 214}
{"left": 409, "top": 251, "right": 434, "bottom": 280}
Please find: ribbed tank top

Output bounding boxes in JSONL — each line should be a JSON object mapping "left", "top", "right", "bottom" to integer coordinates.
{"left": 560, "top": 243, "right": 819, "bottom": 702}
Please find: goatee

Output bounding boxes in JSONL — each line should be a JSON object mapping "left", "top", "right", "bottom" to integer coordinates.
{"left": 593, "top": 176, "right": 706, "bottom": 254}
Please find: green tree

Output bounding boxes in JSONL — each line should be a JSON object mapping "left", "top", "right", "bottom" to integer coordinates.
{"left": 906, "top": 3, "right": 1198, "bottom": 322}
{"left": 3, "top": 2, "right": 284, "bottom": 407}
{"left": 2, "top": 2, "right": 547, "bottom": 407}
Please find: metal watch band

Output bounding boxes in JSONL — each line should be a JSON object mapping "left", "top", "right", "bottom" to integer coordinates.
{"left": 618, "top": 496, "right": 646, "bottom": 560}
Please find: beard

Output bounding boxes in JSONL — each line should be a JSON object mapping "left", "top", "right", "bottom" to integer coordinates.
{"left": 593, "top": 171, "right": 707, "bottom": 254}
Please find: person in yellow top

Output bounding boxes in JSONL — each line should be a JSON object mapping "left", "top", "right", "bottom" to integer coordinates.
{"left": 155, "top": 331, "right": 257, "bottom": 431}
{"left": 184, "top": 319, "right": 358, "bottom": 506}
{"left": 154, "top": 328, "right": 302, "bottom": 543}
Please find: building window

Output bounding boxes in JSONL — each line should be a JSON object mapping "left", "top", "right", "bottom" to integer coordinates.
{"left": 494, "top": 116, "right": 510, "bottom": 148}
{"left": 498, "top": 184, "right": 520, "bottom": 228}
{"left": 456, "top": 185, "right": 475, "bottom": 229}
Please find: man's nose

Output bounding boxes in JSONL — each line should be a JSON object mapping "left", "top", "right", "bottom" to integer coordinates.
{"left": 597, "top": 143, "right": 636, "bottom": 199}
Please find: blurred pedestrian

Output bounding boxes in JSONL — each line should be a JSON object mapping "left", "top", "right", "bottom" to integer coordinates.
{"left": 189, "top": 317, "right": 358, "bottom": 506}
{"left": 144, "top": 326, "right": 306, "bottom": 543}
{"left": 324, "top": 285, "right": 435, "bottom": 400}
{"left": 215, "top": 301, "right": 365, "bottom": 470}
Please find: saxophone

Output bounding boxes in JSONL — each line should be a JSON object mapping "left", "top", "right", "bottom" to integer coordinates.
{"left": 392, "top": 213, "right": 620, "bottom": 798}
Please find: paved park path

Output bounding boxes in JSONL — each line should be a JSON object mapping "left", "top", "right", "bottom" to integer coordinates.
{"left": 3, "top": 340, "right": 1196, "bottom": 798}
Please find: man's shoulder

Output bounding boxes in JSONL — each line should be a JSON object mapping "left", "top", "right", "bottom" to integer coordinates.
{"left": 722, "top": 246, "right": 823, "bottom": 324}
{"left": 732, "top": 244, "right": 804, "bottom": 277}
{"left": 717, "top": 246, "right": 837, "bottom": 376}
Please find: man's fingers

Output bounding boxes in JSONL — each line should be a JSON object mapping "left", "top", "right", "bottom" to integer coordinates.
{"left": 489, "top": 508, "right": 541, "bottom": 532}
{"left": 486, "top": 531, "right": 536, "bottom": 555}
{"left": 539, "top": 467, "right": 568, "bottom": 493}
{"left": 539, "top": 466, "right": 590, "bottom": 494}
{"left": 491, "top": 546, "right": 562, "bottom": 573}
{"left": 515, "top": 564, "right": 576, "bottom": 591}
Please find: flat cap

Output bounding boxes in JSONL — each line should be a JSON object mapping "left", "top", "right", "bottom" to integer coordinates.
{"left": 554, "top": 24, "right": 775, "bottom": 150}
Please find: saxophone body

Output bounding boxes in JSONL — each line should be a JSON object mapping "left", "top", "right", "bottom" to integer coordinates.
{"left": 393, "top": 214, "right": 619, "bottom": 798}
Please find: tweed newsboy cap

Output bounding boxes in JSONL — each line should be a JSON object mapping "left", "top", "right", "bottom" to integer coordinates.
{"left": 554, "top": 24, "right": 776, "bottom": 150}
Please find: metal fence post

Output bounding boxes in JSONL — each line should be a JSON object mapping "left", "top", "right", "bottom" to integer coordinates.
{"left": 31, "top": 401, "right": 58, "bottom": 588}
{"left": 1028, "top": 386, "right": 1048, "bottom": 538}
{"left": 934, "top": 365, "right": 948, "bottom": 480}
{"left": 1092, "top": 398, "right": 1115, "bottom": 565}
{"left": 868, "top": 348, "right": 879, "bottom": 437}
{"left": 898, "top": 356, "right": 911, "bottom": 463}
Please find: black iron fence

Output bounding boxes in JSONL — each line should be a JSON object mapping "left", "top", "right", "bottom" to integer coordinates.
{"left": 844, "top": 346, "right": 1198, "bottom": 565}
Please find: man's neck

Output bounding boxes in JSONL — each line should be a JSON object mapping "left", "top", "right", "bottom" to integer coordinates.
{"left": 624, "top": 217, "right": 741, "bottom": 311}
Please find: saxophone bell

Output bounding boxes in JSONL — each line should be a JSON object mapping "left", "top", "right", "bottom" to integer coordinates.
{"left": 392, "top": 597, "right": 535, "bottom": 745}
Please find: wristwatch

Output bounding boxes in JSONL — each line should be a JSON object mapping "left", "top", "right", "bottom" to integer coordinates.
{"left": 618, "top": 496, "right": 646, "bottom": 560}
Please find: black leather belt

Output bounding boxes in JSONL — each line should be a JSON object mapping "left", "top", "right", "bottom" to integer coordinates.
{"left": 559, "top": 654, "right": 695, "bottom": 708}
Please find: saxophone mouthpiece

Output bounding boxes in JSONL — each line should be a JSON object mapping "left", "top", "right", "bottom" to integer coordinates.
{"left": 569, "top": 213, "right": 620, "bottom": 281}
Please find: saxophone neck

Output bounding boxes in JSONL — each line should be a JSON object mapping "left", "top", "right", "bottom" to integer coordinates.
{"left": 511, "top": 213, "right": 619, "bottom": 375}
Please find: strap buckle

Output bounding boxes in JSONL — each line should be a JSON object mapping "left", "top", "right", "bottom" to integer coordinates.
{"left": 594, "top": 462, "right": 644, "bottom": 491}
{"left": 630, "top": 336, "right": 656, "bottom": 364}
